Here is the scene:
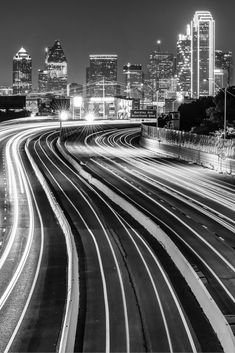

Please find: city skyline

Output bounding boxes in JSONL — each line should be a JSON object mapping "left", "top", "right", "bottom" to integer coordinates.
{"left": 0, "top": 0, "right": 235, "bottom": 87}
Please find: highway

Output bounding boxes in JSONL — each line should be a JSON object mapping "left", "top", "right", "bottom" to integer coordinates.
{"left": 69, "top": 127, "right": 235, "bottom": 311}
{"left": 0, "top": 119, "right": 234, "bottom": 352}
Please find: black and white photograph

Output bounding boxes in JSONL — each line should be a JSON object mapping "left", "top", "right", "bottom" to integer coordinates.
{"left": 0, "top": 0, "right": 235, "bottom": 352}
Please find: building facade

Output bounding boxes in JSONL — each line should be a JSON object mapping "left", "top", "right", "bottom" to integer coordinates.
{"left": 176, "top": 25, "right": 191, "bottom": 96}
{"left": 38, "top": 40, "right": 67, "bottom": 94}
{"left": 215, "top": 50, "right": 233, "bottom": 88}
{"left": 146, "top": 42, "right": 175, "bottom": 102}
{"left": 86, "top": 54, "right": 118, "bottom": 97}
{"left": 191, "top": 11, "right": 215, "bottom": 98}
{"left": 123, "top": 63, "right": 143, "bottom": 99}
{"left": 13, "top": 47, "right": 32, "bottom": 95}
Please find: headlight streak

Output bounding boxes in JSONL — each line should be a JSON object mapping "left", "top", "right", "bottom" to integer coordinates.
{"left": 84, "top": 158, "right": 235, "bottom": 303}
{"left": 0, "top": 132, "right": 35, "bottom": 312}
{"left": 70, "top": 130, "right": 235, "bottom": 304}
{"left": 94, "top": 131, "right": 235, "bottom": 231}
{"left": 32, "top": 134, "right": 111, "bottom": 353}
{"left": 4, "top": 130, "right": 44, "bottom": 353}
{"left": 51, "top": 140, "right": 198, "bottom": 353}
{"left": 48, "top": 131, "right": 198, "bottom": 353}
{"left": 47, "top": 135, "right": 132, "bottom": 353}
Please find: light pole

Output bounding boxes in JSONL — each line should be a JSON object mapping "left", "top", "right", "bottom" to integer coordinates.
{"left": 59, "top": 110, "right": 68, "bottom": 138}
{"left": 208, "top": 78, "right": 227, "bottom": 139}
{"left": 73, "top": 96, "right": 83, "bottom": 120}
{"left": 223, "top": 86, "right": 227, "bottom": 139}
{"left": 156, "top": 90, "right": 159, "bottom": 128}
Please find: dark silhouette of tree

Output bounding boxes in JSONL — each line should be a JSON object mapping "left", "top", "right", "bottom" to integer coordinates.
{"left": 178, "top": 96, "right": 215, "bottom": 131}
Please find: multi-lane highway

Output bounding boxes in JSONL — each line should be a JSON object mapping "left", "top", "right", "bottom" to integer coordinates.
{"left": 0, "top": 119, "right": 234, "bottom": 352}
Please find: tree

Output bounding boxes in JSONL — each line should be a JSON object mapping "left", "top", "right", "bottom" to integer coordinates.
{"left": 178, "top": 96, "right": 215, "bottom": 131}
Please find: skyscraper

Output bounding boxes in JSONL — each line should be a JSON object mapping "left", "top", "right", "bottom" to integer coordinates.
{"left": 123, "top": 63, "right": 143, "bottom": 99}
{"left": 176, "top": 25, "right": 191, "bottom": 96}
{"left": 146, "top": 41, "right": 175, "bottom": 101}
{"left": 215, "top": 50, "right": 233, "bottom": 87}
{"left": 86, "top": 54, "right": 118, "bottom": 97}
{"left": 39, "top": 40, "right": 67, "bottom": 94}
{"left": 13, "top": 47, "right": 32, "bottom": 95}
{"left": 191, "top": 11, "right": 215, "bottom": 98}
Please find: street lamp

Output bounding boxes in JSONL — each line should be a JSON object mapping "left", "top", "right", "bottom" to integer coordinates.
{"left": 172, "top": 94, "right": 184, "bottom": 112}
{"left": 73, "top": 96, "right": 83, "bottom": 120}
{"left": 59, "top": 110, "right": 68, "bottom": 138}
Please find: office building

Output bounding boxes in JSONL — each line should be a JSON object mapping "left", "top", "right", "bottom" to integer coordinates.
{"left": 176, "top": 25, "right": 191, "bottom": 96}
{"left": 38, "top": 69, "right": 48, "bottom": 93}
{"left": 215, "top": 50, "right": 233, "bottom": 87}
{"left": 147, "top": 41, "right": 175, "bottom": 101}
{"left": 67, "top": 82, "right": 83, "bottom": 97}
{"left": 191, "top": 11, "right": 215, "bottom": 98}
{"left": 86, "top": 54, "right": 118, "bottom": 97}
{"left": 39, "top": 40, "right": 67, "bottom": 94}
{"left": 13, "top": 47, "right": 32, "bottom": 95}
{"left": 123, "top": 63, "right": 143, "bottom": 99}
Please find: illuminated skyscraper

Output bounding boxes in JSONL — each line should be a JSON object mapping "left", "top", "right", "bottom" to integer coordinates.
{"left": 176, "top": 25, "right": 191, "bottom": 96}
{"left": 146, "top": 41, "right": 175, "bottom": 101}
{"left": 86, "top": 54, "right": 118, "bottom": 97}
{"left": 38, "top": 69, "right": 48, "bottom": 93}
{"left": 42, "top": 40, "right": 67, "bottom": 94}
{"left": 191, "top": 11, "right": 215, "bottom": 98}
{"left": 123, "top": 63, "right": 143, "bottom": 99}
{"left": 13, "top": 47, "right": 32, "bottom": 95}
{"left": 215, "top": 50, "right": 233, "bottom": 88}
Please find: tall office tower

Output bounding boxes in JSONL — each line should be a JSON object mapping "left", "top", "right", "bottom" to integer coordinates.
{"left": 123, "top": 63, "right": 143, "bottom": 99}
{"left": 191, "top": 11, "right": 215, "bottom": 98}
{"left": 176, "top": 24, "right": 191, "bottom": 96}
{"left": 44, "top": 40, "right": 68, "bottom": 93}
{"left": 215, "top": 50, "right": 233, "bottom": 87}
{"left": 38, "top": 69, "right": 48, "bottom": 93}
{"left": 13, "top": 47, "right": 32, "bottom": 95}
{"left": 86, "top": 54, "right": 118, "bottom": 97}
{"left": 147, "top": 41, "right": 174, "bottom": 100}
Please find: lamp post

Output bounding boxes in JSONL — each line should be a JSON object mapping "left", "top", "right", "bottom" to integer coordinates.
{"left": 207, "top": 78, "right": 227, "bottom": 139}
{"left": 223, "top": 86, "right": 227, "bottom": 139}
{"left": 73, "top": 96, "right": 83, "bottom": 120}
{"left": 59, "top": 110, "right": 68, "bottom": 138}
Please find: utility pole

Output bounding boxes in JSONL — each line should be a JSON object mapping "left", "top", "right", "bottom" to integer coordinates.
{"left": 103, "top": 77, "right": 105, "bottom": 119}
{"left": 224, "top": 86, "right": 227, "bottom": 139}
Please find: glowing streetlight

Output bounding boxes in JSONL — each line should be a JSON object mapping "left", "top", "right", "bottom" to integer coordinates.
{"left": 73, "top": 96, "right": 83, "bottom": 119}
{"left": 85, "top": 112, "right": 95, "bottom": 123}
{"left": 59, "top": 110, "right": 68, "bottom": 138}
{"left": 173, "top": 95, "right": 184, "bottom": 111}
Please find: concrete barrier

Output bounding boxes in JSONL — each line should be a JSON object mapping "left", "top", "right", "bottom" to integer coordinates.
{"left": 25, "top": 140, "right": 79, "bottom": 353}
{"left": 57, "top": 139, "right": 235, "bottom": 353}
{"left": 140, "top": 135, "right": 235, "bottom": 176}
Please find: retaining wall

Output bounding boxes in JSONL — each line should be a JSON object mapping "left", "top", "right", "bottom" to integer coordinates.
{"left": 141, "top": 124, "right": 235, "bottom": 175}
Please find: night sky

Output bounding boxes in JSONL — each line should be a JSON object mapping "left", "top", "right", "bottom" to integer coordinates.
{"left": 1, "top": 0, "right": 235, "bottom": 87}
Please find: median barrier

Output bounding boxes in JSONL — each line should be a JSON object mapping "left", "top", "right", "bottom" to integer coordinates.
{"left": 25, "top": 140, "right": 79, "bottom": 353}
{"left": 57, "top": 139, "right": 235, "bottom": 353}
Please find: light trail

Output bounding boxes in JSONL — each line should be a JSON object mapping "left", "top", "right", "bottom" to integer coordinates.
{"left": 32, "top": 134, "right": 112, "bottom": 353}
{"left": 67, "top": 128, "right": 235, "bottom": 305}
{"left": 45, "top": 130, "right": 197, "bottom": 352}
